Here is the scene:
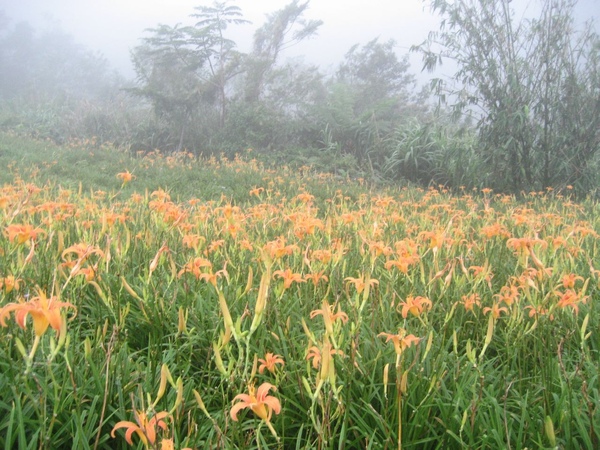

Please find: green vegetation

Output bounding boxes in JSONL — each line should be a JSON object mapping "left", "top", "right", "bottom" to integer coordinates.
{"left": 0, "top": 132, "right": 599, "bottom": 449}
{"left": 2, "top": 1, "right": 597, "bottom": 194}
{"left": 0, "top": 0, "right": 599, "bottom": 445}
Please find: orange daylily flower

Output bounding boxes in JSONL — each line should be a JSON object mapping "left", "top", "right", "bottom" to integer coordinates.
{"left": 207, "top": 239, "right": 225, "bottom": 253}
{"left": 480, "top": 223, "right": 511, "bottom": 239}
{"left": 130, "top": 193, "right": 144, "bottom": 204}
{"left": 459, "top": 293, "right": 481, "bottom": 313}
{"left": 506, "top": 237, "right": 548, "bottom": 257}
{"left": 61, "top": 243, "right": 104, "bottom": 278}
{"left": 306, "top": 343, "right": 344, "bottom": 370}
{"left": 560, "top": 273, "right": 584, "bottom": 289}
{"left": 398, "top": 295, "right": 432, "bottom": 318}
{"left": 258, "top": 352, "right": 285, "bottom": 374}
{"left": 340, "top": 212, "right": 360, "bottom": 225}
{"left": 102, "top": 210, "right": 128, "bottom": 226}
{"left": 182, "top": 233, "right": 205, "bottom": 250}
{"left": 178, "top": 257, "right": 212, "bottom": 279}
{"left": 73, "top": 266, "right": 98, "bottom": 282}
{"left": 384, "top": 255, "right": 419, "bottom": 274}
{"left": 195, "top": 266, "right": 228, "bottom": 287}
{"left": 0, "top": 288, "right": 76, "bottom": 337}
{"left": 524, "top": 304, "right": 554, "bottom": 320}
{"left": 0, "top": 275, "right": 21, "bottom": 293}
{"left": 494, "top": 284, "right": 520, "bottom": 306}
{"left": 5, "top": 224, "right": 45, "bottom": 245}
{"left": 230, "top": 382, "right": 281, "bottom": 423}
{"left": 291, "top": 214, "right": 324, "bottom": 239}
{"left": 215, "top": 204, "right": 241, "bottom": 219}
{"left": 263, "top": 237, "right": 298, "bottom": 260}
{"left": 239, "top": 239, "right": 254, "bottom": 252}
{"left": 111, "top": 410, "right": 169, "bottom": 446}
{"left": 249, "top": 187, "right": 264, "bottom": 197}
{"left": 306, "top": 345, "right": 323, "bottom": 370}
{"left": 161, "top": 439, "right": 174, "bottom": 450}
{"left": 419, "top": 230, "right": 445, "bottom": 251}
{"left": 151, "top": 189, "right": 171, "bottom": 202}
{"left": 556, "top": 289, "right": 587, "bottom": 315}
{"left": 62, "top": 243, "right": 104, "bottom": 261}
{"left": 373, "top": 195, "right": 396, "bottom": 208}
{"left": 469, "top": 264, "right": 494, "bottom": 285}
{"left": 378, "top": 328, "right": 420, "bottom": 356}
{"left": 310, "top": 299, "right": 348, "bottom": 336}
{"left": 116, "top": 170, "right": 136, "bottom": 186}
{"left": 367, "top": 240, "right": 393, "bottom": 258}
{"left": 295, "top": 192, "right": 315, "bottom": 203}
{"left": 0, "top": 196, "right": 10, "bottom": 209}
{"left": 513, "top": 267, "right": 552, "bottom": 290}
{"left": 273, "top": 268, "right": 305, "bottom": 289}
{"left": 483, "top": 302, "right": 508, "bottom": 319}
{"left": 310, "top": 249, "right": 332, "bottom": 264}
{"left": 159, "top": 438, "right": 192, "bottom": 450}
{"left": 304, "top": 271, "right": 329, "bottom": 286}
{"left": 550, "top": 236, "right": 567, "bottom": 249}
{"left": 344, "top": 273, "right": 378, "bottom": 295}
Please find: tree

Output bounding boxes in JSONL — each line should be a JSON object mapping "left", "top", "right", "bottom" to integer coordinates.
{"left": 224, "top": 59, "right": 325, "bottom": 150}
{"left": 243, "top": 0, "right": 322, "bottom": 102}
{"left": 316, "top": 39, "right": 424, "bottom": 169}
{"left": 189, "top": 2, "right": 250, "bottom": 126}
{"left": 337, "top": 38, "right": 415, "bottom": 116}
{"left": 415, "top": 0, "right": 600, "bottom": 193}
{"left": 0, "top": 20, "right": 113, "bottom": 102}
{"left": 130, "top": 1, "right": 249, "bottom": 151}
{"left": 222, "top": 0, "right": 324, "bottom": 150}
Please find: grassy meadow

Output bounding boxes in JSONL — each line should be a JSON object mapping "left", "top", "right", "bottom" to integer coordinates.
{"left": 0, "top": 132, "right": 599, "bottom": 449}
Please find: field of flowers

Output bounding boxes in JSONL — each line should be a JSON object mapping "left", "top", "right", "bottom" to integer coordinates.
{"left": 0, "top": 137, "right": 599, "bottom": 449}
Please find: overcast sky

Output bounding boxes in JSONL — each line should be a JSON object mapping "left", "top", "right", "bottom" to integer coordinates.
{"left": 2, "top": 0, "right": 599, "bottom": 80}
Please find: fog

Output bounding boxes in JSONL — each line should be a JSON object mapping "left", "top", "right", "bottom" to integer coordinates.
{"left": 3, "top": 0, "right": 598, "bottom": 80}
{"left": 0, "top": 0, "right": 451, "bottom": 79}
{"left": 1, "top": 0, "right": 599, "bottom": 193}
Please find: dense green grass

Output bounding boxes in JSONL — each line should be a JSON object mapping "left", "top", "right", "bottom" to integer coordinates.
{"left": 0, "top": 133, "right": 598, "bottom": 449}
{"left": 0, "top": 132, "right": 371, "bottom": 204}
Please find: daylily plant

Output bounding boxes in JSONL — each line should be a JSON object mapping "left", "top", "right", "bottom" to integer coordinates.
{"left": 111, "top": 410, "right": 169, "bottom": 447}
{"left": 0, "top": 288, "right": 75, "bottom": 337}
{"left": 379, "top": 328, "right": 420, "bottom": 358}
{"left": 258, "top": 352, "right": 285, "bottom": 375}
{"left": 230, "top": 382, "right": 281, "bottom": 423}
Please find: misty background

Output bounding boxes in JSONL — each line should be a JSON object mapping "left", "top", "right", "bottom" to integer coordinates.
{"left": 3, "top": 0, "right": 598, "bottom": 78}
{"left": 1, "top": 0, "right": 599, "bottom": 194}
{"left": 4, "top": 0, "right": 440, "bottom": 78}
